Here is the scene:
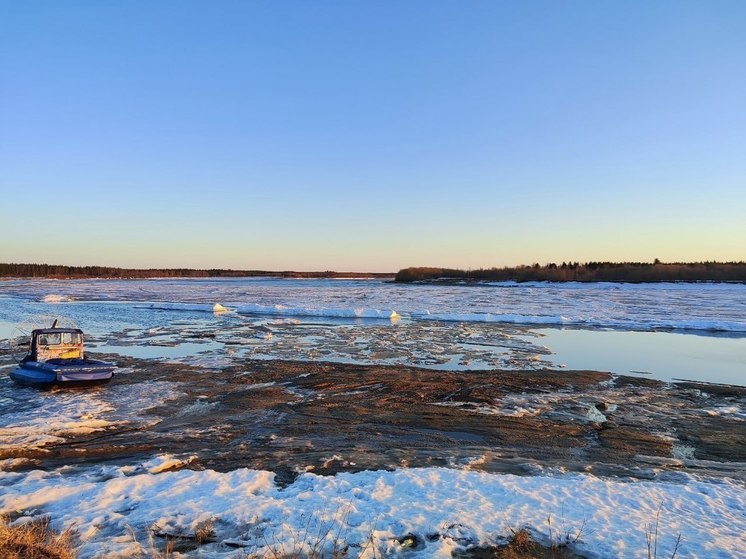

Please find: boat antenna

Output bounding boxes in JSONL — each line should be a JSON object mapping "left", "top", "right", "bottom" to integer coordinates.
{"left": 51, "top": 319, "right": 58, "bottom": 328}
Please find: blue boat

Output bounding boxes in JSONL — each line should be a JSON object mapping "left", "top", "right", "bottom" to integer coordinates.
{"left": 10, "top": 325, "right": 115, "bottom": 387}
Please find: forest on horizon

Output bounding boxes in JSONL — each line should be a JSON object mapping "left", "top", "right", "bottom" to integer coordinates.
{"left": 395, "top": 261, "right": 746, "bottom": 283}
{"left": 0, "top": 263, "right": 390, "bottom": 279}
{"left": 2, "top": 261, "right": 746, "bottom": 283}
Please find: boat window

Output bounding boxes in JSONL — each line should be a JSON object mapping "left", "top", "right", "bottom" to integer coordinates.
{"left": 62, "top": 332, "right": 82, "bottom": 344}
{"left": 38, "top": 333, "right": 62, "bottom": 345}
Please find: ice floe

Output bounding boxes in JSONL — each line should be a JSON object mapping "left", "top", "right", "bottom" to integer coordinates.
{"left": 235, "top": 303, "right": 399, "bottom": 320}
{"left": 42, "top": 294, "right": 75, "bottom": 303}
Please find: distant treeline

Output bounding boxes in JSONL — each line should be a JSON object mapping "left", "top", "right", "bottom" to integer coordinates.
{"left": 395, "top": 261, "right": 746, "bottom": 283}
{"left": 0, "top": 263, "right": 392, "bottom": 279}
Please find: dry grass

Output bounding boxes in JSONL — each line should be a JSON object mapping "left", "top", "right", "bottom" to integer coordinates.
{"left": 231, "top": 507, "right": 378, "bottom": 559}
{"left": 145, "top": 533, "right": 176, "bottom": 559}
{"left": 132, "top": 518, "right": 216, "bottom": 558}
{"left": 251, "top": 508, "right": 358, "bottom": 559}
{"left": 194, "top": 518, "right": 216, "bottom": 545}
{"left": 0, "top": 510, "right": 683, "bottom": 559}
{"left": 497, "top": 528, "right": 538, "bottom": 558}
{"left": 646, "top": 509, "right": 682, "bottom": 559}
{"left": 457, "top": 527, "right": 585, "bottom": 559}
{"left": 0, "top": 515, "right": 77, "bottom": 559}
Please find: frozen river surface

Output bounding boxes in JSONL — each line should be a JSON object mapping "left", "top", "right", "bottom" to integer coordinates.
{"left": 1, "top": 278, "right": 745, "bottom": 385}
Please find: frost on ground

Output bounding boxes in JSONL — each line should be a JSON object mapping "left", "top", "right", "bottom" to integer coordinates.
{"left": 0, "top": 379, "right": 181, "bottom": 456}
{"left": 0, "top": 460, "right": 744, "bottom": 559}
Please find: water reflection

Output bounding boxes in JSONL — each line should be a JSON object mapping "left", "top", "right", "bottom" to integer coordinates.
{"left": 536, "top": 328, "right": 746, "bottom": 386}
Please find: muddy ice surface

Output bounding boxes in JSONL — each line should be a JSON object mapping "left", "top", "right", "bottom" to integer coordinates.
{"left": 1, "top": 331, "right": 744, "bottom": 483}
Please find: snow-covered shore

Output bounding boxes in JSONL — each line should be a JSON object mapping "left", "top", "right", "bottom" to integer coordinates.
{"left": 1, "top": 457, "right": 744, "bottom": 559}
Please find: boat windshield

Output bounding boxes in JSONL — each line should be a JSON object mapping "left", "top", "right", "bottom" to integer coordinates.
{"left": 38, "top": 333, "right": 62, "bottom": 345}
{"left": 36, "top": 332, "right": 83, "bottom": 346}
{"left": 62, "top": 332, "right": 82, "bottom": 344}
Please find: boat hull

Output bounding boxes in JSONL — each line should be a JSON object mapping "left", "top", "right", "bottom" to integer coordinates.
{"left": 10, "top": 359, "right": 115, "bottom": 387}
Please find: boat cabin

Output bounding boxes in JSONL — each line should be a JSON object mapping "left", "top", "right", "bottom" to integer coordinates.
{"left": 24, "top": 328, "right": 85, "bottom": 363}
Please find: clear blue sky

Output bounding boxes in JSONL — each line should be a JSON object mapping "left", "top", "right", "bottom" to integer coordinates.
{"left": 2, "top": 1, "right": 744, "bottom": 271}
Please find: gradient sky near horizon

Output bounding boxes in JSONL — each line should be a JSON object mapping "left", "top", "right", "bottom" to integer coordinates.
{"left": 1, "top": 1, "right": 745, "bottom": 272}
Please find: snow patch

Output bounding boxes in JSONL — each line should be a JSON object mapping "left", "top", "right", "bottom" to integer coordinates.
{"left": 672, "top": 445, "right": 696, "bottom": 460}
{"left": 586, "top": 405, "right": 608, "bottom": 423}
{"left": 0, "top": 466, "right": 743, "bottom": 559}
{"left": 141, "top": 454, "right": 198, "bottom": 474}
{"left": 705, "top": 405, "right": 746, "bottom": 420}
{"left": 0, "top": 382, "right": 181, "bottom": 452}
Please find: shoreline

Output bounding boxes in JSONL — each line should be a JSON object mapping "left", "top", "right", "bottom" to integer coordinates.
{"left": 2, "top": 275, "right": 746, "bottom": 285}
{"left": 402, "top": 277, "right": 746, "bottom": 286}
{"left": 0, "top": 275, "right": 396, "bottom": 281}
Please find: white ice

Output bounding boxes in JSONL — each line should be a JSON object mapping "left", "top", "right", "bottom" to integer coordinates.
{"left": 3, "top": 278, "right": 745, "bottom": 334}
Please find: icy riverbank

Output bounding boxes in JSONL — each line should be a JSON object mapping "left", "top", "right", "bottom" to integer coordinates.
{"left": 1, "top": 459, "right": 744, "bottom": 559}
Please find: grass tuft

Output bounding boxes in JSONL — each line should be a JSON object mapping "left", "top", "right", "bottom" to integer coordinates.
{"left": 645, "top": 508, "right": 682, "bottom": 559}
{"left": 194, "top": 519, "right": 216, "bottom": 544}
{"left": 0, "top": 515, "right": 77, "bottom": 559}
{"left": 508, "top": 528, "right": 534, "bottom": 553}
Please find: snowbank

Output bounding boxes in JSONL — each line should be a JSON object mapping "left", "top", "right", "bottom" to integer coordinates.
{"left": 0, "top": 462, "right": 743, "bottom": 559}
{"left": 137, "top": 302, "right": 399, "bottom": 320}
